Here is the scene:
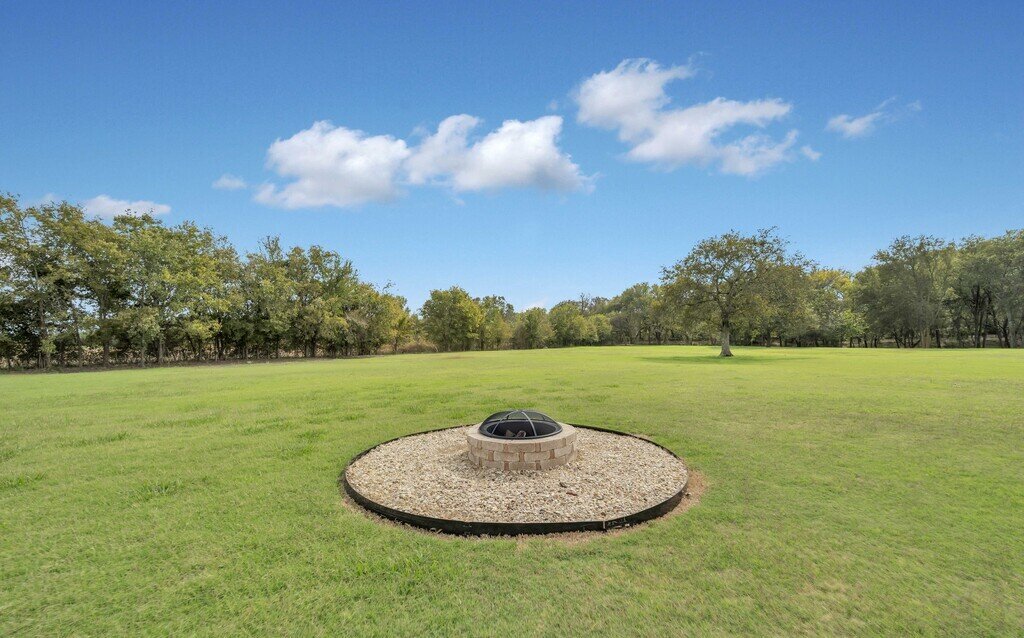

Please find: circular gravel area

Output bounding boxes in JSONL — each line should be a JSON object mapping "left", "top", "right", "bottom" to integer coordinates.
{"left": 344, "top": 426, "right": 688, "bottom": 530}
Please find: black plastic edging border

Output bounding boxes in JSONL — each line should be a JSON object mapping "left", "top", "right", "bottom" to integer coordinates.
{"left": 340, "top": 423, "right": 689, "bottom": 537}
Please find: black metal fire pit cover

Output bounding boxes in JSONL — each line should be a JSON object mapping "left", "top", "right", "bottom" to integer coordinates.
{"left": 480, "top": 410, "right": 563, "bottom": 439}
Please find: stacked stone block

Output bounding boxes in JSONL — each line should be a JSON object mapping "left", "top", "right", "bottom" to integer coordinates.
{"left": 466, "top": 423, "right": 577, "bottom": 470}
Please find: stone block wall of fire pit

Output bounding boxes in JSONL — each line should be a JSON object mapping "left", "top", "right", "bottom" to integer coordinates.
{"left": 466, "top": 423, "right": 577, "bottom": 470}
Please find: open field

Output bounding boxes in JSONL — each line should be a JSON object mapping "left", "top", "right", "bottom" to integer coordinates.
{"left": 1, "top": 347, "right": 1022, "bottom": 636}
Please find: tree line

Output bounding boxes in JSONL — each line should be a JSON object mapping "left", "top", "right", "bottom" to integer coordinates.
{"left": 1, "top": 193, "right": 1021, "bottom": 368}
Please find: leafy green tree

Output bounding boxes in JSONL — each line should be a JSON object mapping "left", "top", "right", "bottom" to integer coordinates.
{"left": 549, "top": 301, "right": 581, "bottom": 346}
{"left": 113, "top": 215, "right": 179, "bottom": 364}
{"left": 803, "top": 269, "right": 864, "bottom": 346}
{"left": 987, "top": 230, "right": 1019, "bottom": 346}
{"left": 590, "top": 313, "right": 614, "bottom": 344}
{"left": 477, "top": 295, "right": 513, "bottom": 350}
{"left": 949, "top": 237, "right": 994, "bottom": 347}
{"left": 0, "top": 264, "right": 22, "bottom": 368}
{"left": 382, "top": 294, "right": 416, "bottom": 353}
{"left": 420, "top": 287, "right": 482, "bottom": 351}
{"left": 240, "top": 237, "right": 295, "bottom": 358}
{"left": 661, "top": 229, "right": 792, "bottom": 356}
{"left": 111, "top": 216, "right": 239, "bottom": 363}
{"left": 284, "top": 245, "right": 358, "bottom": 357}
{"left": 71, "top": 216, "right": 128, "bottom": 365}
{"left": 512, "top": 307, "right": 552, "bottom": 349}
{"left": 173, "top": 224, "right": 240, "bottom": 361}
{"left": 341, "top": 286, "right": 412, "bottom": 355}
{"left": 606, "top": 283, "right": 658, "bottom": 344}
{"left": 7, "top": 186, "right": 1024, "bottom": 367}
{"left": 755, "top": 262, "right": 813, "bottom": 346}
{"left": 953, "top": 232, "right": 1024, "bottom": 347}
{"left": 854, "top": 236, "right": 956, "bottom": 347}
{"left": 975, "top": 231, "right": 1023, "bottom": 348}
{"left": 549, "top": 301, "right": 600, "bottom": 346}
{"left": 112, "top": 306, "right": 160, "bottom": 362}
{"left": 0, "top": 196, "right": 88, "bottom": 367}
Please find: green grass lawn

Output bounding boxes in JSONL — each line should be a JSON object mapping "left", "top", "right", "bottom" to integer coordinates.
{"left": 1, "top": 347, "right": 1022, "bottom": 636}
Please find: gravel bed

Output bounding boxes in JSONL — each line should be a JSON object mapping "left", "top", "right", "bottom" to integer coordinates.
{"left": 345, "top": 426, "right": 688, "bottom": 523}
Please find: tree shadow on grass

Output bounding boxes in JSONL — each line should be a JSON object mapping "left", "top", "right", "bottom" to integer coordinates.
{"left": 639, "top": 353, "right": 812, "bottom": 365}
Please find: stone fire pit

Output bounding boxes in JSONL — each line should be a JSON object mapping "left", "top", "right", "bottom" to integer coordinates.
{"left": 466, "top": 410, "right": 577, "bottom": 470}
{"left": 342, "top": 410, "right": 689, "bottom": 536}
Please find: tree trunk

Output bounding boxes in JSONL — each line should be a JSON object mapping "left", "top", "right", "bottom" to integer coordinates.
{"left": 971, "top": 286, "right": 984, "bottom": 347}
{"left": 37, "top": 297, "right": 49, "bottom": 369}
{"left": 719, "top": 318, "right": 733, "bottom": 357}
{"left": 157, "top": 333, "right": 165, "bottom": 365}
{"left": 68, "top": 304, "right": 85, "bottom": 367}
{"left": 990, "top": 309, "right": 1004, "bottom": 347}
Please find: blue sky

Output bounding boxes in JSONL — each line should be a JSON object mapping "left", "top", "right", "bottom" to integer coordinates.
{"left": 2, "top": 1, "right": 1022, "bottom": 310}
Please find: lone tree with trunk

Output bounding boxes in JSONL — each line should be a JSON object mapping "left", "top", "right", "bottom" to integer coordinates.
{"left": 661, "top": 228, "right": 791, "bottom": 357}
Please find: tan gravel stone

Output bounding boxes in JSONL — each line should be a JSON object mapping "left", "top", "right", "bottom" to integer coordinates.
{"left": 345, "top": 426, "right": 688, "bottom": 524}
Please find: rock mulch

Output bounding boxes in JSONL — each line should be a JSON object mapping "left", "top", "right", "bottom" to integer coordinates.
{"left": 345, "top": 426, "right": 688, "bottom": 523}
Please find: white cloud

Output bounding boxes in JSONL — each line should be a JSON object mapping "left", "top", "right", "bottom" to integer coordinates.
{"left": 717, "top": 130, "right": 799, "bottom": 175}
{"left": 444, "top": 116, "right": 586, "bottom": 192}
{"left": 826, "top": 111, "right": 884, "bottom": 139}
{"left": 83, "top": 195, "right": 171, "bottom": 218}
{"left": 212, "top": 174, "right": 247, "bottom": 190}
{"left": 576, "top": 59, "right": 695, "bottom": 141}
{"left": 800, "top": 145, "right": 822, "bottom": 161}
{"left": 575, "top": 58, "right": 799, "bottom": 175}
{"left": 255, "top": 121, "right": 411, "bottom": 209}
{"left": 258, "top": 115, "right": 587, "bottom": 209}
{"left": 827, "top": 98, "right": 921, "bottom": 139}
{"left": 405, "top": 114, "right": 481, "bottom": 186}
{"left": 625, "top": 97, "right": 794, "bottom": 170}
